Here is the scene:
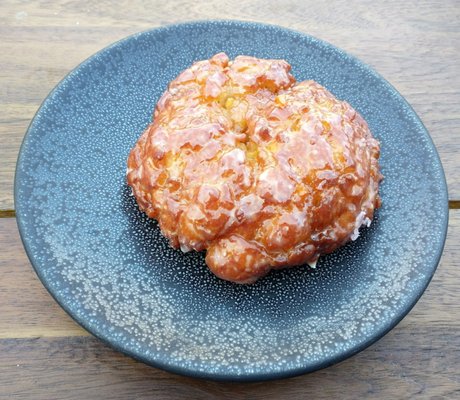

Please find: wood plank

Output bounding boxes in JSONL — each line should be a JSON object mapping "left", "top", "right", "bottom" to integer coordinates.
{"left": 0, "top": 327, "right": 457, "bottom": 400}
{"left": 0, "top": 211, "right": 458, "bottom": 398}
{"left": 0, "top": 300, "right": 458, "bottom": 399}
{"left": 1, "top": 210, "right": 458, "bottom": 338}
{"left": 1, "top": 0, "right": 459, "bottom": 211}
{"left": 0, "top": 218, "right": 88, "bottom": 338}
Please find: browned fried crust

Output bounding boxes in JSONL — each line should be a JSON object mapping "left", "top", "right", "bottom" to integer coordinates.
{"left": 127, "top": 53, "right": 382, "bottom": 284}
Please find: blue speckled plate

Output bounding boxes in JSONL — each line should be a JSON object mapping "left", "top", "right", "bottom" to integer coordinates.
{"left": 15, "top": 21, "right": 448, "bottom": 381}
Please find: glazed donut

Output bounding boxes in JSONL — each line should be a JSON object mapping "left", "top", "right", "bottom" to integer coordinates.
{"left": 127, "top": 53, "right": 382, "bottom": 284}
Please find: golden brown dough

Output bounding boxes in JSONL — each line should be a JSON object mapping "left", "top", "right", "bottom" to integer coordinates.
{"left": 127, "top": 53, "right": 382, "bottom": 284}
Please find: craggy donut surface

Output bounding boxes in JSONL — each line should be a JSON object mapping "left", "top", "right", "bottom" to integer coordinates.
{"left": 127, "top": 53, "right": 382, "bottom": 284}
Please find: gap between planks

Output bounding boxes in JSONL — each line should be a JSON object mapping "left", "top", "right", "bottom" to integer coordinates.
{"left": 1, "top": 201, "right": 460, "bottom": 217}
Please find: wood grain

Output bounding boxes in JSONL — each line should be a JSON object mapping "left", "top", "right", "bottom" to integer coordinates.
{"left": 0, "top": 329, "right": 459, "bottom": 400}
{"left": 1, "top": 0, "right": 459, "bottom": 211}
{"left": 0, "top": 212, "right": 459, "bottom": 398}
{"left": 0, "top": 218, "right": 87, "bottom": 339}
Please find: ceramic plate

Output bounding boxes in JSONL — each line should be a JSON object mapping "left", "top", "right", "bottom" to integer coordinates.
{"left": 15, "top": 21, "right": 448, "bottom": 381}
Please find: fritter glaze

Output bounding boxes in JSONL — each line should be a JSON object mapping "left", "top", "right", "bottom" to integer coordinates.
{"left": 127, "top": 53, "right": 382, "bottom": 284}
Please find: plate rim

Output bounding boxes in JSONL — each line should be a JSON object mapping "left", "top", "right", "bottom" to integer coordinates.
{"left": 14, "top": 19, "right": 449, "bottom": 382}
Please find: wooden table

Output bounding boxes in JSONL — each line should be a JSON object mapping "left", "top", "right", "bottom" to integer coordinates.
{"left": 1, "top": 1, "right": 459, "bottom": 398}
